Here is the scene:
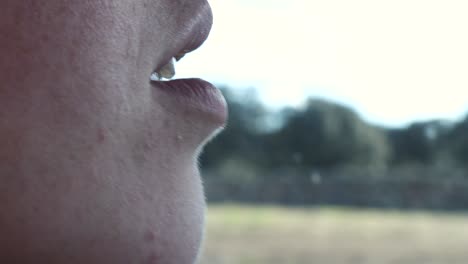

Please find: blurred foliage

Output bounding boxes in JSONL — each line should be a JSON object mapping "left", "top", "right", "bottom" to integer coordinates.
{"left": 200, "top": 86, "right": 468, "bottom": 210}
{"left": 387, "top": 120, "right": 451, "bottom": 165}
{"left": 444, "top": 115, "right": 468, "bottom": 165}
{"left": 200, "top": 87, "right": 268, "bottom": 168}
{"left": 266, "top": 98, "right": 389, "bottom": 171}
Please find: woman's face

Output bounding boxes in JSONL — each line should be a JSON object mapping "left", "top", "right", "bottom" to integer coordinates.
{"left": 0, "top": 1, "right": 226, "bottom": 263}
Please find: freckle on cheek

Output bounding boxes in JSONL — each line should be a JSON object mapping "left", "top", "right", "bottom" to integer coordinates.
{"left": 143, "top": 230, "right": 160, "bottom": 264}
{"left": 146, "top": 252, "right": 160, "bottom": 264}
{"left": 40, "top": 34, "right": 49, "bottom": 42}
{"left": 97, "top": 128, "right": 106, "bottom": 143}
{"left": 144, "top": 231, "right": 156, "bottom": 243}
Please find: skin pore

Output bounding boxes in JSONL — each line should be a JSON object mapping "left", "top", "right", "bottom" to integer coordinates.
{"left": 0, "top": 0, "right": 222, "bottom": 263}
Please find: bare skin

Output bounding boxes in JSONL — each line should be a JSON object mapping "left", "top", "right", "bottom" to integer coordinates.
{"left": 0, "top": 1, "right": 223, "bottom": 263}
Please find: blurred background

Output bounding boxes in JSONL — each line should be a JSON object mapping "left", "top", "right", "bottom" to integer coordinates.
{"left": 178, "top": 0, "right": 468, "bottom": 263}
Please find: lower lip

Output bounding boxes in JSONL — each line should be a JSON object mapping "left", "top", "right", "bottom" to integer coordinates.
{"left": 152, "top": 78, "right": 228, "bottom": 125}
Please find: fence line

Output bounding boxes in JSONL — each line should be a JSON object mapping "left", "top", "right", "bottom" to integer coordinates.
{"left": 203, "top": 169, "right": 468, "bottom": 210}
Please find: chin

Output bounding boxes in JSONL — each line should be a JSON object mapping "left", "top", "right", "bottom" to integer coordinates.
{"left": 151, "top": 166, "right": 207, "bottom": 264}
{"left": 0, "top": 133, "right": 208, "bottom": 264}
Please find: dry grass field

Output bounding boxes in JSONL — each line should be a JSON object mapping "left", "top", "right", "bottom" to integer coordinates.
{"left": 199, "top": 204, "right": 468, "bottom": 264}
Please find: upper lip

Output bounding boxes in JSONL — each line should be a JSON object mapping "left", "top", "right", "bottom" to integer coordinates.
{"left": 154, "top": 2, "right": 213, "bottom": 74}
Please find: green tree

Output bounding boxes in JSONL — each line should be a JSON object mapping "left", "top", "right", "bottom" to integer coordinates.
{"left": 267, "top": 98, "right": 390, "bottom": 170}
{"left": 444, "top": 115, "right": 468, "bottom": 166}
{"left": 387, "top": 120, "right": 447, "bottom": 165}
{"left": 200, "top": 86, "right": 268, "bottom": 168}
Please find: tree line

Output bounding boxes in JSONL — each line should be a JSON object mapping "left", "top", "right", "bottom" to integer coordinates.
{"left": 200, "top": 86, "right": 468, "bottom": 210}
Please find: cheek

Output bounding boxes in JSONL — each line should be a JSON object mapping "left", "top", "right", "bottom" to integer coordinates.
{"left": 0, "top": 153, "right": 206, "bottom": 264}
{"left": 143, "top": 168, "right": 206, "bottom": 264}
{"left": 100, "top": 119, "right": 207, "bottom": 264}
{"left": 124, "top": 106, "right": 208, "bottom": 263}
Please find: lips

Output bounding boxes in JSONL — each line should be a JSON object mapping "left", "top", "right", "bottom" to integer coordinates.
{"left": 154, "top": 79, "right": 227, "bottom": 125}
{"left": 150, "top": 1, "right": 227, "bottom": 126}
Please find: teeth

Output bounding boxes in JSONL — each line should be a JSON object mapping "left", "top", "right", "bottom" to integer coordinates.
{"left": 150, "top": 57, "right": 176, "bottom": 81}
{"left": 175, "top": 49, "right": 190, "bottom": 61}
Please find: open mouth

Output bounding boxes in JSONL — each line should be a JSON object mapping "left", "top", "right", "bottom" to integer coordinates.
{"left": 148, "top": 1, "right": 227, "bottom": 125}
{"left": 150, "top": 50, "right": 189, "bottom": 81}
{"left": 149, "top": 44, "right": 227, "bottom": 125}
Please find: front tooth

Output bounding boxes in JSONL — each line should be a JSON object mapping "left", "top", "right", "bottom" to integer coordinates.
{"left": 157, "top": 57, "right": 176, "bottom": 80}
{"left": 150, "top": 72, "right": 160, "bottom": 81}
{"left": 175, "top": 49, "right": 189, "bottom": 61}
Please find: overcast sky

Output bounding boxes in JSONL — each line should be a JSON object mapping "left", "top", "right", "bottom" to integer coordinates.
{"left": 177, "top": 0, "right": 468, "bottom": 127}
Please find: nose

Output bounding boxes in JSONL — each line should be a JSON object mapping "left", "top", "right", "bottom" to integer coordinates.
{"left": 137, "top": 0, "right": 213, "bottom": 78}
